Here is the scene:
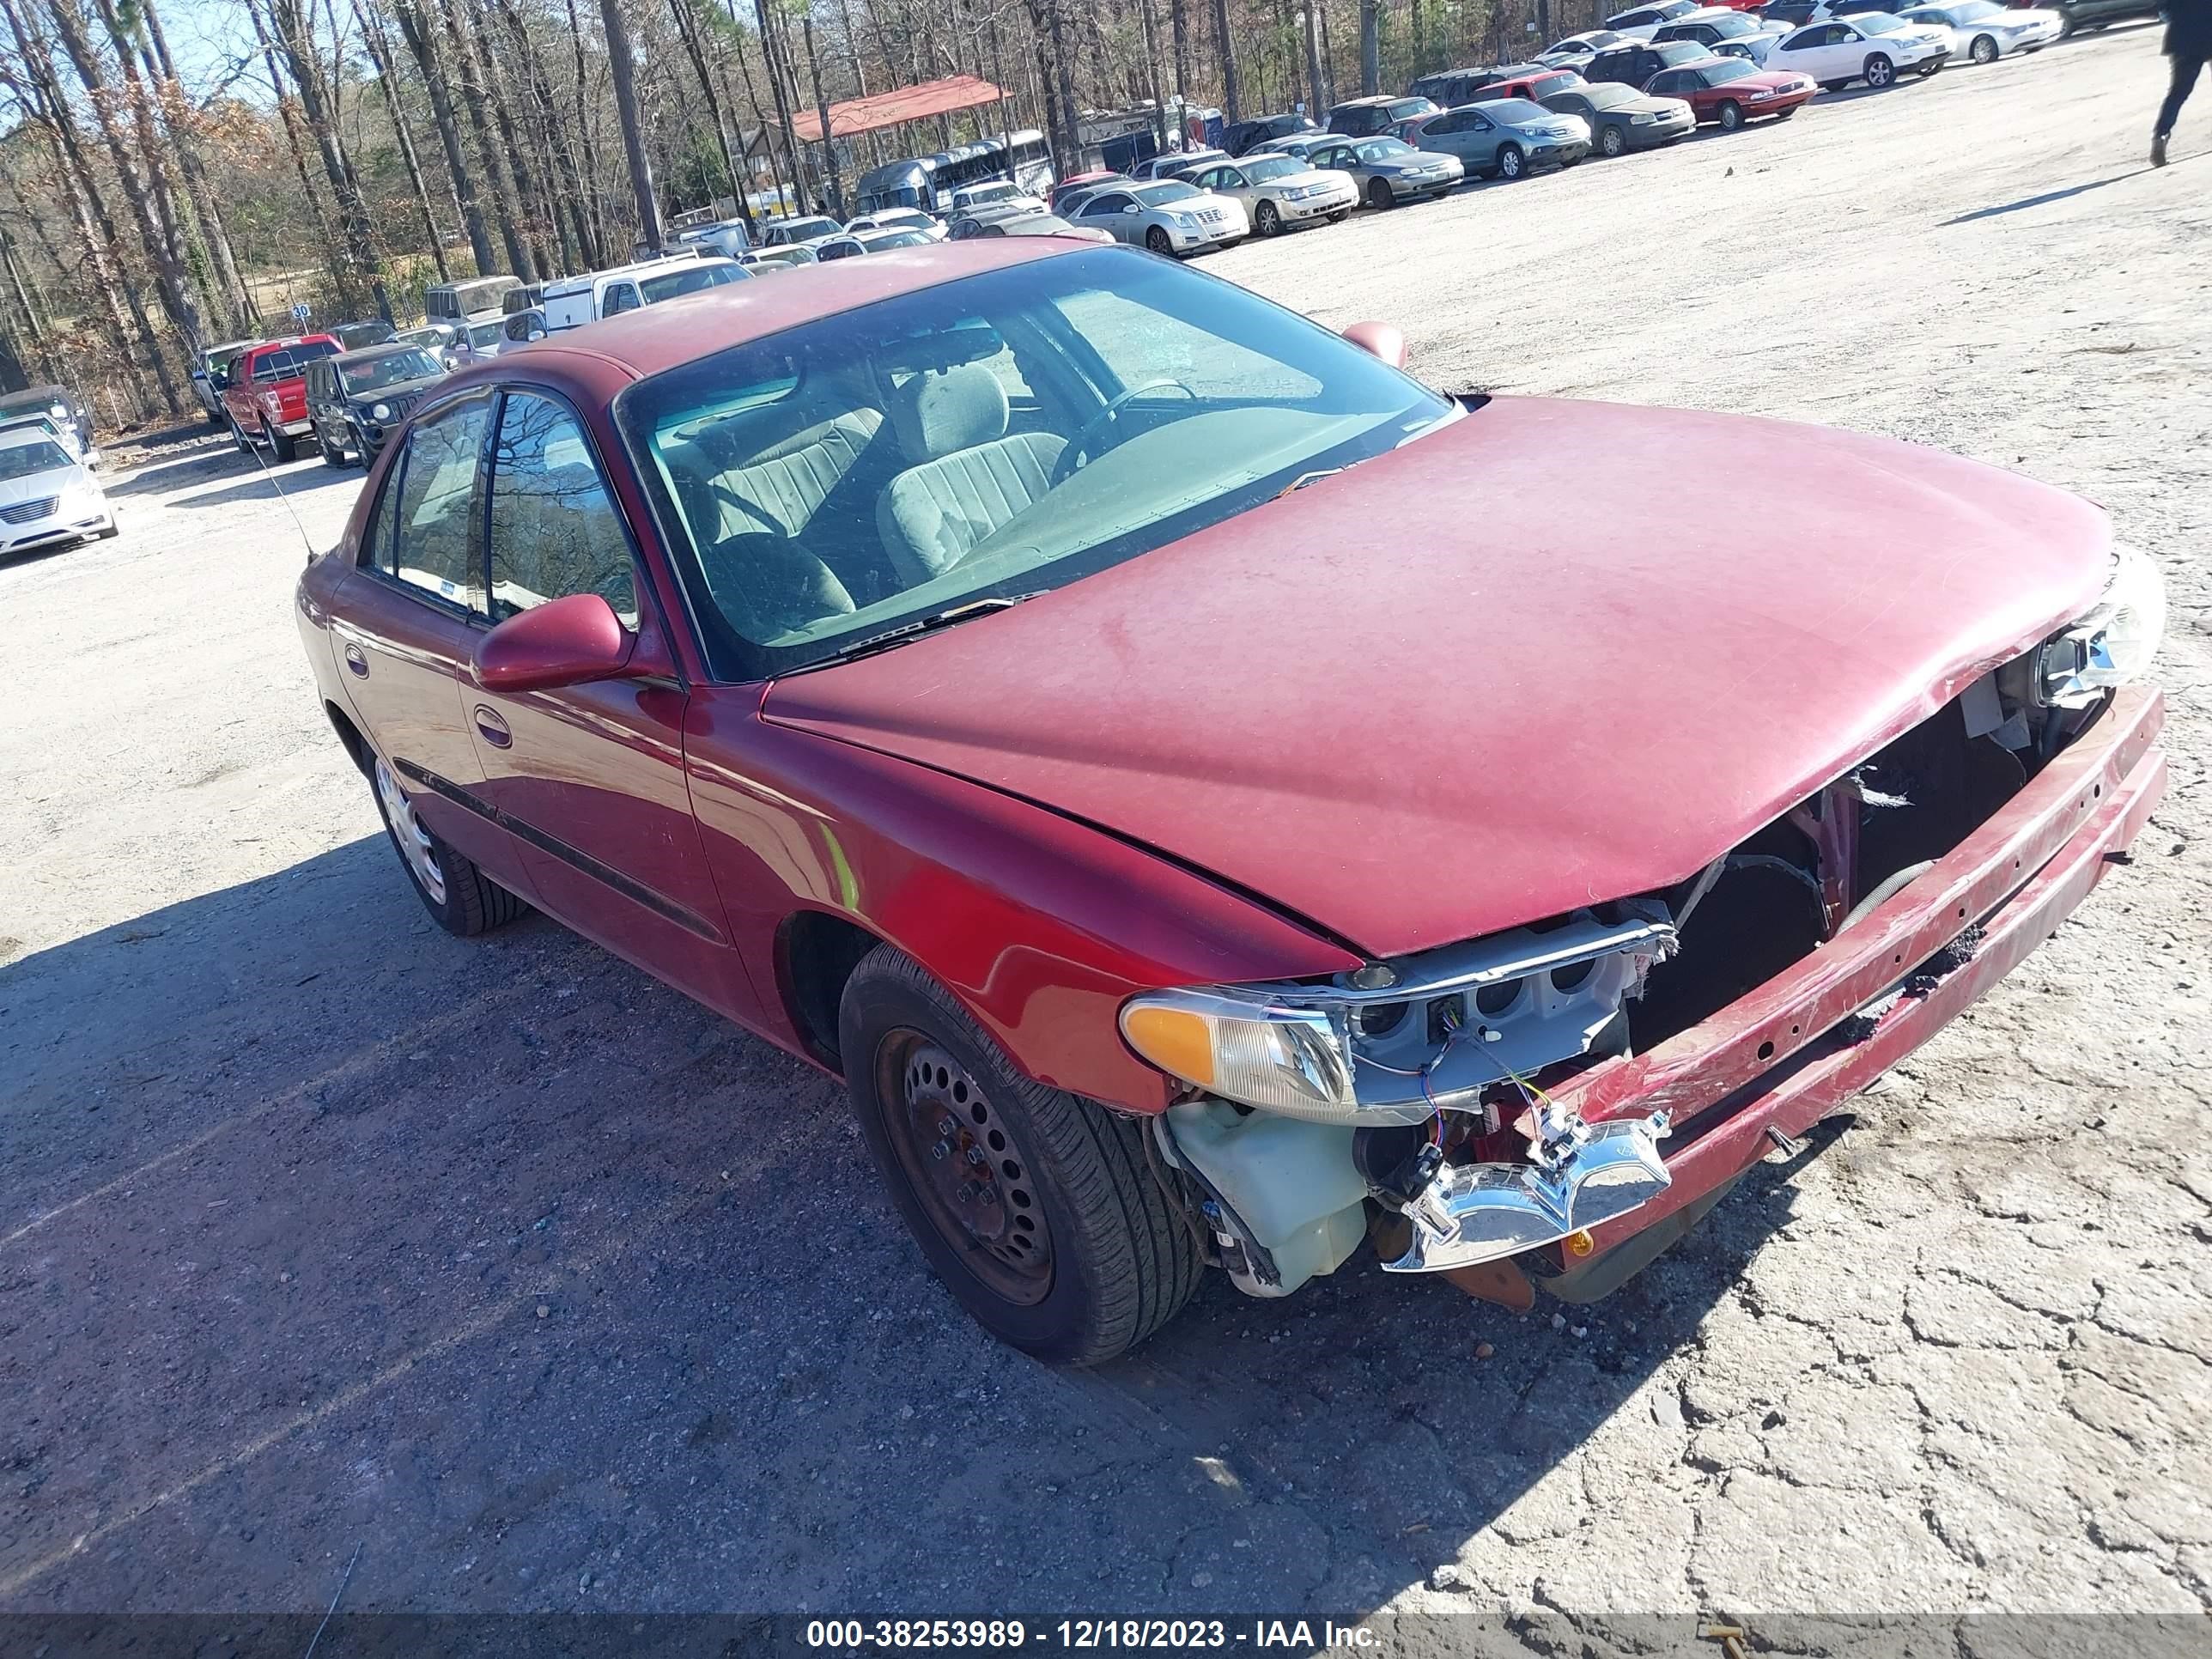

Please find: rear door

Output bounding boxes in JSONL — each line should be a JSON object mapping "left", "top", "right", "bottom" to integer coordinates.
{"left": 326, "top": 392, "right": 535, "bottom": 896}
{"left": 464, "top": 386, "right": 755, "bottom": 1018}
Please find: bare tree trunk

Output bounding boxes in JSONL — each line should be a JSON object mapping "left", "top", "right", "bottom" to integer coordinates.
{"left": 669, "top": 0, "right": 745, "bottom": 219}
{"left": 497, "top": 0, "right": 591, "bottom": 269}
{"left": 353, "top": 0, "right": 450, "bottom": 282}
{"left": 727, "top": 12, "right": 795, "bottom": 216}
{"left": 1168, "top": 0, "right": 1190, "bottom": 102}
{"left": 464, "top": 0, "right": 556, "bottom": 274}
{"left": 244, "top": 0, "right": 352, "bottom": 294}
{"left": 752, "top": 0, "right": 811, "bottom": 213}
{"left": 387, "top": 0, "right": 497, "bottom": 276}
{"left": 434, "top": 0, "right": 537, "bottom": 278}
{"left": 799, "top": 14, "right": 842, "bottom": 217}
{"left": 262, "top": 0, "right": 393, "bottom": 319}
{"left": 563, "top": 0, "right": 612, "bottom": 260}
{"left": 1210, "top": 0, "right": 1239, "bottom": 120}
{"left": 138, "top": 0, "right": 254, "bottom": 330}
{"left": 600, "top": 0, "right": 661, "bottom": 249}
{"left": 1300, "top": 0, "right": 1324, "bottom": 115}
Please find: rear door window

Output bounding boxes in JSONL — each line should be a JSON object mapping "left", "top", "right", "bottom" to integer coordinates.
{"left": 389, "top": 398, "right": 491, "bottom": 612}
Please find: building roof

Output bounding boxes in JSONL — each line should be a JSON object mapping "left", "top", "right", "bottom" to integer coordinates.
{"left": 789, "top": 75, "right": 1005, "bottom": 143}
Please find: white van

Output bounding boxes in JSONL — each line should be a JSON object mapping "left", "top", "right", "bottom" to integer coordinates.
{"left": 540, "top": 256, "right": 749, "bottom": 334}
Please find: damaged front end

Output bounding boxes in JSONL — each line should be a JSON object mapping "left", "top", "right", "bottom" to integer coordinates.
{"left": 1125, "top": 562, "right": 2168, "bottom": 1304}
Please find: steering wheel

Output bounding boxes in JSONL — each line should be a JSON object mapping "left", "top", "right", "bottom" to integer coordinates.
{"left": 1050, "top": 379, "right": 1197, "bottom": 485}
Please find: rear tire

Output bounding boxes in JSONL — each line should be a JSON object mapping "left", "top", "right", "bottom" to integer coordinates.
{"left": 1717, "top": 100, "right": 1744, "bottom": 131}
{"left": 838, "top": 945, "right": 1203, "bottom": 1366}
{"left": 1496, "top": 143, "right": 1526, "bottom": 179}
{"left": 370, "top": 754, "right": 527, "bottom": 938}
{"left": 228, "top": 414, "right": 251, "bottom": 455}
{"left": 265, "top": 420, "right": 296, "bottom": 463}
{"left": 318, "top": 427, "right": 345, "bottom": 467}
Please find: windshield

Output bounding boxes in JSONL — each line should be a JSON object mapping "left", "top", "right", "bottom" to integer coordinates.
{"left": 1947, "top": 0, "right": 2002, "bottom": 16}
{"left": 1134, "top": 180, "right": 1201, "bottom": 206}
{"left": 875, "top": 209, "right": 935, "bottom": 228}
{"left": 961, "top": 184, "right": 1018, "bottom": 204}
{"left": 782, "top": 217, "right": 841, "bottom": 240}
{"left": 1477, "top": 98, "right": 1547, "bottom": 122}
{"left": 1581, "top": 82, "right": 1646, "bottom": 106}
{"left": 866, "top": 229, "right": 933, "bottom": 248}
{"left": 1702, "top": 58, "right": 1760, "bottom": 81}
{"left": 1856, "top": 11, "right": 1906, "bottom": 29}
{"left": 1706, "top": 11, "right": 1756, "bottom": 32}
{"left": 1243, "top": 156, "right": 1304, "bottom": 182}
{"left": 641, "top": 263, "right": 746, "bottom": 302}
{"left": 619, "top": 248, "right": 1455, "bottom": 676}
{"left": 1387, "top": 98, "right": 1437, "bottom": 118}
{"left": 0, "top": 440, "right": 72, "bottom": 480}
{"left": 1354, "top": 137, "right": 1416, "bottom": 161}
{"left": 340, "top": 349, "right": 443, "bottom": 393}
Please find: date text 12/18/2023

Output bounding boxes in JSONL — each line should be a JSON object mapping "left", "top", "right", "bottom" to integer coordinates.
{"left": 804, "top": 1619, "right": 1382, "bottom": 1650}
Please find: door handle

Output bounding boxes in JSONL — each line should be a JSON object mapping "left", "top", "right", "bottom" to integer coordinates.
{"left": 473, "top": 706, "right": 513, "bottom": 748}
{"left": 343, "top": 641, "right": 368, "bottom": 678}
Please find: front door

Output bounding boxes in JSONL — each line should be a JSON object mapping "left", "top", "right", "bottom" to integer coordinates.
{"left": 464, "top": 386, "right": 759, "bottom": 1024}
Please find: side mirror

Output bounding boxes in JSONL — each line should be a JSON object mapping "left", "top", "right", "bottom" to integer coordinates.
{"left": 471, "top": 592, "right": 633, "bottom": 693}
{"left": 1341, "top": 320, "right": 1408, "bottom": 369}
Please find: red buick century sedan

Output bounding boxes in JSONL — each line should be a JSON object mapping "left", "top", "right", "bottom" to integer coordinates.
{"left": 296, "top": 240, "right": 2167, "bottom": 1363}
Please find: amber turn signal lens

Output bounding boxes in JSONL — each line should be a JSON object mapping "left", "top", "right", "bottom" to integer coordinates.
{"left": 1121, "top": 1005, "right": 1217, "bottom": 1088}
{"left": 1565, "top": 1229, "right": 1595, "bottom": 1258}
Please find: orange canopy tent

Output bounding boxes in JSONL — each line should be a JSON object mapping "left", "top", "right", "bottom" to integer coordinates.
{"left": 790, "top": 74, "right": 1006, "bottom": 143}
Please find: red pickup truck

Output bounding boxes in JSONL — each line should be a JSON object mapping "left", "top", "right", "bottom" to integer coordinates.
{"left": 221, "top": 334, "right": 341, "bottom": 463}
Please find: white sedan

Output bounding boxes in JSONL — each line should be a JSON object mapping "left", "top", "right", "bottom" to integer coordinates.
{"left": 1898, "top": 0, "right": 2062, "bottom": 61}
{"left": 1602, "top": 0, "right": 1701, "bottom": 39}
{"left": 1187, "top": 155, "right": 1358, "bottom": 235}
{"left": 0, "top": 426, "right": 114, "bottom": 556}
{"left": 1766, "top": 12, "right": 1954, "bottom": 88}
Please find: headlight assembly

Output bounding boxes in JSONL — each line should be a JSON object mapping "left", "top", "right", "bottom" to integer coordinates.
{"left": 1121, "top": 988, "right": 1357, "bottom": 1122}
{"left": 2033, "top": 541, "right": 2166, "bottom": 706}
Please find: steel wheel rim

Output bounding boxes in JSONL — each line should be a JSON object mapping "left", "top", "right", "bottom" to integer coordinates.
{"left": 877, "top": 1030, "right": 1053, "bottom": 1304}
{"left": 375, "top": 757, "right": 446, "bottom": 904}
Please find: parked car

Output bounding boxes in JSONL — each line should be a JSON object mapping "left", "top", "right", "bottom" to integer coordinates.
{"left": 1761, "top": 0, "right": 1821, "bottom": 24}
{"left": 542, "top": 256, "right": 747, "bottom": 333}
{"left": 2012, "top": 0, "right": 2158, "bottom": 36}
{"left": 1187, "top": 153, "right": 1358, "bottom": 234}
{"left": 0, "top": 423, "right": 112, "bottom": 555}
{"left": 1325, "top": 94, "right": 1440, "bottom": 136}
{"left": 331, "top": 319, "right": 397, "bottom": 350}
{"left": 1064, "top": 177, "right": 1249, "bottom": 254}
{"left": 1536, "top": 30, "right": 1634, "bottom": 64}
{"left": 1408, "top": 98, "right": 1593, "bottom": 178}
{"left": 1220, "top": 112, "right": 1319, "bottom": 154}
{"left": 949, "top": 210, "right": 1114, "bottom": 243}
{"left": 499, "top": 284, "right": 550, "bottom": 316}
{"left": 423, "top": 275, "right": 521, "bottom": 324}
{"left": 1606, "top": 0, "right": 1705, "bottom": 35}
{"left": 1541, "top": 80, "right": 1698, "bottom": 153}
{"left": 1244, "top": 133, "right": 1329, "bottom": 162}
{"left": 1485, "top": 66, "right": 1590, "bottom": 100}
{"left": 946, "top": 181, "right": 1034, "bottom": 214}
{"left": 303, "top": 341, "right": 448, "bottom": 468}
{"left": 1654, "top": 7, "right": 1791, "bottom": 59}
{"left": 498, "top": 307, "right": 548, "bottom": 352}
{"left": 1899, "top": 0, "right": 2062, "bottom": 57}
{"left": 846, "top": 207, "right": 951, "bottom": 240}
{"left": 296, "top": 238, "right": 2168, "bottom": 1364}
{"left": 1586, "top": 38, "right": 1717, "bottom": 83}
{"left": 1302, "top": 134, "right": 1466, "bottom": 208}
{"left": 1645, "top": 55, "right": 1818, "bottom": 124}
{"left": 0, "top": 409, "right": 91, "bottom": 469}
{"left": 1766, "top": 12, "right": 1952, "bottom": 84}
{"left": 1409, "top": 64, "right": 1529, "bottom": 104}
{"left": 1049, "top": 170, "right": 1127, "bottom": 210}
{"left": 191, "top": 341, "right": 256, "bottom": 427}
{"left": 761, "top": 214, "right": 844, "bottom": 246}
{"left": 0, "top": 384, "right": 93, "bottom": 454}
{"left": 816, "top": 228, "right": 938, "bottom": 259}
{"left": 1135, "top": 147, "right": 1232, "bottom": 181}
{"left": 672, "top": 218, "right": 753, "bottom": 260}
{"left": 221, "top": 334, "right": 341, "bottom": 461}
{"left": 738, "top": 245, "right": 820, "bottom": 271}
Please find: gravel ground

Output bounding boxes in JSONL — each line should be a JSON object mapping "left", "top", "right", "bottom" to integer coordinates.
{"left": 2, "top": 24, "right": 2207, "bottom": 1638}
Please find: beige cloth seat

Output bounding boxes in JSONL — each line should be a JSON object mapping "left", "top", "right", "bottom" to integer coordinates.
{"left": 874, "top": 365, "right": 1064, "bottom": 586}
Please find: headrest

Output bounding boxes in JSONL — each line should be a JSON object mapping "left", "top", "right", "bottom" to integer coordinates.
{"left": 885, "top": 363, "right": 1009, "bottom": 461}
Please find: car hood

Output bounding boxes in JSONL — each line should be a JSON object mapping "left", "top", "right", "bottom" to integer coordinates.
{"left": 1257, "top": 168, "right": 1348, "bottom": 191}
{"left": 763, "top": 397, "right": 2110, "bottom": 960}
{"left": 347, "top": 374, "right": 444, "bottom": 406}
{"left": 0, "top": 464, "right": 83, "bottom": 505}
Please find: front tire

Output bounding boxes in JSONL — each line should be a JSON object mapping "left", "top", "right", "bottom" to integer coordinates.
{"left": 1144, "top": 225, "right": 1174, "bottom": 256}
{"left": 1496, "top": 143, "right": 1525, "bottom": 179}
{"left": 1366, "top": 177, "right": 1395, "bottom": 210}
{"left": 838, "top": 945, "right": 1203, "bottom": 1365}
{"left": 1864, "top": 52, "right": 1895, "bottom": 87}
{"left": 1970, "top": 33, "right": 1998, "bottom": 62}
{"left": 1254, "top": 200, "right": 1282, "bottom": 235}
{"left": 370, "top": 754, "right": 526, "bottom": 937}
{"left": 1599, "top": 124, "right": 1627, "bottom": 157}
{"left": 1717, "top": 100, "right": 1744, "bottom": 131}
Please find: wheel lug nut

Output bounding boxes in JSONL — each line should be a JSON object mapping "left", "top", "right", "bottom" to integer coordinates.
{"left": 938, "top": 1117, "right": 957, "bottom": 1137}
{"left": 966, "top": 1148, "right": 986, "bottom": 1166}
{"left": 930, "top": 1139, "right": 951, "bottom": 1160}
{"left": 956, "top": 1182, "right": 978, "bottom": 1201}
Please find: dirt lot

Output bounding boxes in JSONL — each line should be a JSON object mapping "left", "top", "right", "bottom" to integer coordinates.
{"left": 3, "top": 24, "right": 2207, "bottom": 1638}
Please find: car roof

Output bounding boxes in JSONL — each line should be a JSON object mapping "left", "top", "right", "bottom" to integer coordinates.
{"left": 0, "top": 423, "right": 72, "bottom": 453}
{"left": 457, "top": 240, "right": 1076, "bottom": 387}
{"left": 332, "top": 342, "right": 432, "bottom": 365}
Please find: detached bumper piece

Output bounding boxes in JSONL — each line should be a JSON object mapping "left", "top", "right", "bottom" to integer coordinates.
{"left": 1383, "top": 1111, "right": 1673, "bottom": 1273}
